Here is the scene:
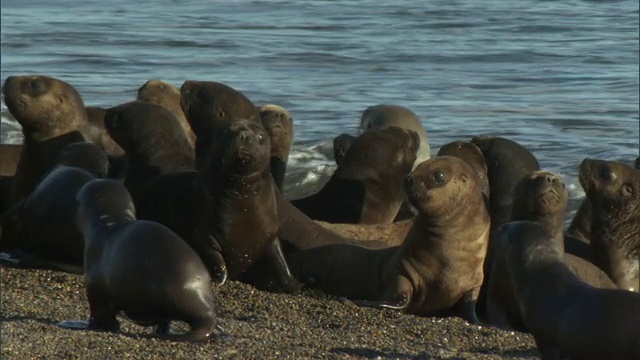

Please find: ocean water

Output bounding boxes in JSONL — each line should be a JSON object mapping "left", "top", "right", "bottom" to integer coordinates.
{"left": 1, "top": 0, "right": 639, "bottom": 214}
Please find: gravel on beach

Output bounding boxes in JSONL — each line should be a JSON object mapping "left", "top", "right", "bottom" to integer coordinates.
{"left": 1, "top": 265, "right": 538, "bottom": 359}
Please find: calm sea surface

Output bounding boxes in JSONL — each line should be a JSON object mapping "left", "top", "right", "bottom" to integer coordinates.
{"left": 1, "top": 0, "right": 639, "bottom": 214}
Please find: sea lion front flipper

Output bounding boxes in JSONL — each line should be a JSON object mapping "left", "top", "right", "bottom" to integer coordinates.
{"left": 264, "top": 239, "right": 301, "bottom": 293}
{"left": 208, "top": 250, "right": 228, "bottom": 286}
{"left": 456, "top": 287, "right": 484, "bottom": 325}
{"left": 351, "top": 292, "right": 411, "bottom": 311}
{"left": 57, "top": 320, "right": 91, "bottom": 330}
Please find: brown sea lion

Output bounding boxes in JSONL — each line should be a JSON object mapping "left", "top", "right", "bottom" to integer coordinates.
{"left": 487, "top": 171, "right": 617, "bottom": 331}
{"left": 2, "top": 75, "right": 93, "bottom": 204}
{"left": 104, "top": 101, "right": 194, "bottom": 193}
{"left": 133, "top": 120, "right": 298, "bottom": 293}
{"left": 568, "top": 156, "right": 640, "bottom": 244}
{"left": 437, "top": 140, "right": 489, "bottom": 200}
{"left": 258, "top": 104, "right": 293, "bottom": 191}
{"left": 579, "top": 158, "right": 640, "bottom": 291}
{"left": 470, "top": 135, "right": 541, "bottom": 317}
{"left": 136, "top": 79, "right": 196, "bottom": 149}
{"left": 179, "top": 80, "right": 260, "bottom": 168}
{"left": 498, "top": 221, "right": 640, "bottom": 360}
{"left": 314, "top": 219, "right": 412, "bottom": 248}
{"left": 291, "top": 127, "right": 419, "bottom": 224}
{"left": 58, "top": 179, "right": 216, "bottom": 342}
{"left": 332, "top": 133, "right": 356, "bottom": 167}
{"left": 360, "top": 104, "right": 430, "bottom": 168}
{"left": 288, "top": 156, "right": 490, "bottom": 323}
{"left": 0, "top": 142, "right": 109, "bottom": 269}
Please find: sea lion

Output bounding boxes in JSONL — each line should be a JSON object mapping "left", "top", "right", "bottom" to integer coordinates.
{"left": 470, "top": 135, "right": 541, "bottom": 317}
{"left": 133, "top": 120, "right": 299, "bottom": 293}
{"left": 57, "top": 178, "right": 216, "bottom": 342}
{"left": 314, "top": 219, "right": 412, "bottom": 248}
{"left": 579, "top": 158, "right": 640, "bottom": 291}
{"left": 258, "top": 104, "right": 293, "bottom": 191}
{"left": 179, "top": 80, "right": 260, "bottom": 168}
{"left": 498, "top": 221, "right": 640, "bottom": 360}
{"left": 333, "top": 133, "right": 356, "bottom": 167}
{"left": 104, "top": 101, "right": 194, "bottom": 193}
{"left": 136, "top": 79, "right": 196, "bottom": 149}
{"left": 85, "top": 106, "right": 128, "bottom": 180}
{"left": 360, "top": 104, "right": 430, "bottom": 169}
{"left": 0, "top": 142, "right": 109, "bottom": 268}
{"left": 437, "top": 140, "right": 489, "bottom": 200}
{"left": 290, "top": 127, "right": 419, "bottom": 224}
{"left": 2, "top": 75, "right": 93, "bottom": 204}
{"left": 288, "top": 156, "right": 490, "bottom": 323}
{"left": 568, "top": 156, "right": 640, "bottom": 244}
{"left": 487, "top": 171, "right": 617, "bottom": 331}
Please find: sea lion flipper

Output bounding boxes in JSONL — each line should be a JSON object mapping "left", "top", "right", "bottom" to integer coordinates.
{"left": 208, "top": 250, "right": 228, "bottom": 286}
{"left": 263, "top": 239, "right": 301, "bottom": 293}
{"left": 351, "top": 287, "right": 412, "bottom": 311}
{"left": 57, "top": 320, "right": 91, "bottom": 330}
{"left": 455, "top": 288, "right": 484, "bottom": 325}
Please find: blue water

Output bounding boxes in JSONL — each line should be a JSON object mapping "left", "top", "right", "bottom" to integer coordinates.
{"left": 1, "top": 0, "right": 639, "bottom": 213}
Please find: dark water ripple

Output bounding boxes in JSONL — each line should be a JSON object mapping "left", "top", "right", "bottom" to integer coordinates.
{"left": 1, "top": 0, "right": 638, "bottom": 203}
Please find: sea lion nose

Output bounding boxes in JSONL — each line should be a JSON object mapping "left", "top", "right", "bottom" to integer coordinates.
{"left": 239, "top": 129, "right": 253, "bottom": 143}
{"left": 544, "top": 174, "right": 557, "bottom": 183}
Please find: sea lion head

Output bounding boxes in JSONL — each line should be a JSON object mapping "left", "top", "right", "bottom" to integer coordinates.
{"left": 104, "top": 101, "right": 193, "bottom": 164}
{"left": 335, "top": 127, "right": 420, "bottom": 183}
{"left": 2, "top": 75, "right": 88, "bottom": 141}
{"left": 137, "top": 79, "right": 181, "bottom": 101}
{"left": 258, "top": 104, "right": 293, "bottom": 160}
{"left": 405, "top": 155, "right": 482, "bottom": 218}
{"left": 180, "top": 80, "right": 259, "bottom": 167}
{"left": 205, "top": 119, "right": 271, "bottom": 180}
{"left": 437, "top": 140, "right": 489, "bottom": 198}
{"left": 470, "top": 136, "right": 540, "bottom": 225}
{"left": 76, "top": 179, "right": 136, "bottom": 234}
{"left": 333, "top": 133, "right": 356, "bottom": 167}
{"left": 512, "top": 170, "right": 567, "bottom": 219}
{"left": 579, "top": 159, "right": 639, "bottom": 213}
{"left": 85, "top": 106, "right": 125, "bottom": 157}
{"left": 57, "top": 142, "right": 110, "bottom": 179}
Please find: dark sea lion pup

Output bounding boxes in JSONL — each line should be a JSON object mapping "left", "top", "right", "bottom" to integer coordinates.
{"left": 332, "top": 133, "right": 356, "bottom": 167}
{"left": 0, "top": 142, "right": 109, "bottom": 270}
{"left": 291, "top": 127, "right": 419, "bottom": 224}
{"left": 579, "top": 158, "right": 640, "bottom": 291}
{"left": 58, "top": 179, "right": 217, "bottom": 342}
{"left": 136, "top": 79, "right": 196, "bottom": 149}
{"left": 498, "top": 221, "right": 640, "bottom": 360}
{"left": 133, "top": 120, "right": 299, "bottom": 293}
{"left": 258, "top": 104, "right": 294, "bottom": 191}
{"left": 85, "top": 106, "right": 127, "bottom": 179}
{"left": 486, "top": 171, "right": 616, "bottom": 331}
{"left": 289, "top": 156, "right": 490, "bottom": 323}
{"left": 104, "top": 101, "right": 195, "bottom": 193}
{"left": 180, "top": 80, "right": 260, "bottom": 168}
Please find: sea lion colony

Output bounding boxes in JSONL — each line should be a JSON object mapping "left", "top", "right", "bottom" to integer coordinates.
{"left": 0, "top": 75, "right": 638, "bottom": 357}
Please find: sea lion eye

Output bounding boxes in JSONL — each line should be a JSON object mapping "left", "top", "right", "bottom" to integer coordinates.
{"left": 29, "top": 80, "right": 44, "bottom": 93}
{"left": 599, "top": 166, "right": 613, "bottom": 181}
{"left": 434, "top": 171, "right": 446, "bottom": 184}
{"left": 258, "top": 133, "right": 265, "bottom": 144}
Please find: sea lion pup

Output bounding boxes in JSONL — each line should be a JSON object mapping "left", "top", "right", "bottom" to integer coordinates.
{"left": 133, "top": 120, "right": 299, "bottom": 293}
{"left": 136, "top": 79, "right": 196, "bottom": 149}
{"left": 179, "top": 80, "right": 260, "bottom": 168}
{"left": 0, "top": 142, "right": 109, "bottom": 269}
{"left": 258, "top": 104, "right": 293, "bottom": 191}
{"left": 289, "top": 156, "right": 490, "bottom": 323}
{"left": 333, "top": 133, "right": 356, "bottom": 167}
{"left": 579, "top": 158, "right": 640, "bottom": 291}
{"left": 498, "top": 221, "right": 640, "bottom": 360}
{"left": 568, "top": 156, "right": 640, "bottom": 244}
{"left": 487, "top": 171, "right": 616, "bottom": 331}
{"left": 57, "top": 179, "right": 217, "bottom": 342}
{"left": 437, "top": 140, "right": 489, "bottom": 200}
{"left": 104, "top": 101, "right": 195, "bottom": 193}
{"left": 2, "top": 75, "right": 94, "bottom": 204}
{"left": 360, "top": 104, "right": 430, "bottom": 169}
{"left": 469, "top": 135, "right": 540, "bottom": 317}
{"left": 290, "top": 127, "right": 419, "bottom": 224}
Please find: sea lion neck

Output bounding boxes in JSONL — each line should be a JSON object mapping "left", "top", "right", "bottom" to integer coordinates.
{"left": 511, "top": 210, "right": 565, "bottom": 252}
